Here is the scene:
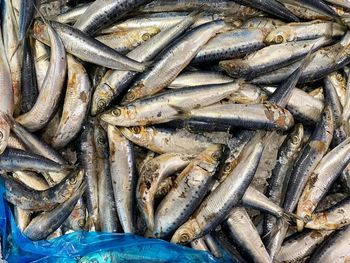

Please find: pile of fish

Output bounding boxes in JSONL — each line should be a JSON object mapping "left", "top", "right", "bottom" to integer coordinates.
{"left": 2, "top": 0, "right": 350, "bottom": 262}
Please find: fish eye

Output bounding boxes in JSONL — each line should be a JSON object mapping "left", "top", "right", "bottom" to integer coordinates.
{"left": 78, "top": 219, "right": 85, "bottom": 227}
{"left": 180, "top": 233, "right": 191, "bottom": 243}
{"left": 142, "top": 33, "right": 151, "bottom": 41}
{"left": 223, "top": 163, "right": 232, "bottom": 173}
{"left": 336, "top": 73, "right": 343, "bottom": 82}
{"left": 131, "top": 126, "right": 141, "bottom": 134}
{"left": 112, "top": 108, "right": 122, "bottom": 117}
{"left": 275, "top": 34, "right": 284, "bottom": 44}
{"left": 69, "top": 177, "right": 77, "bottom": 185}
{"left": 126, "top": 91, "right": 135, "bottom": 101}
{"left": 97, "top": 99, "right": 106, "bottom": 109}
{"left": 98, "top": 137, "right": 106, "bottom": 145}
{"left": 211, "top": 151, "right": 221, "bottom": 161}
{"left": 0, "top": 131, "right": 3, "bottom": 141}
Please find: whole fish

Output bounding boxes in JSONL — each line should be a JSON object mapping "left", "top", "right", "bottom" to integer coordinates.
{"left": 17, "top": 22, "right": 67, "bottom": 132}
{"left": 122, "top": 20, "right": 229, "bottom": 103}
{"left": 171, "top": 142, "right": 263, "bottom": 244}
{"left": 137, "top": 153, "right": 193, "bottom": 231}
{"left": 153, "top": 145, "right": 222, "bottom": 238}
{"left": 33, "top": 20, "right": 147, "bottom": 72}
{"left": 107, "top": 125, "right": 137, "bottom": 233}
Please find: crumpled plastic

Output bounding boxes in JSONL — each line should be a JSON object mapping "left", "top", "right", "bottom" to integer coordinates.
{"left": 0, "top": 179, "right": 233, "bottom": 263}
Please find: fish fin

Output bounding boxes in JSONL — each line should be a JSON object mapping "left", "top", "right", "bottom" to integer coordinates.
{"left": 281, "top": 211, "right": 306, "bottom": 224}
{"left": 169, "top": 104, "right": 191, "bottom": 119}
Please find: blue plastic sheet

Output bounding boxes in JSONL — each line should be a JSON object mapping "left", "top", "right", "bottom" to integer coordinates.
{"left": 0, "top": 179, "right": 232, "bottom": 263}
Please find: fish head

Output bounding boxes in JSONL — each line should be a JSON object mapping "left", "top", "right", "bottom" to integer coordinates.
{"left": 196, "top": 144, "right": 223, "bottom": 173}
{"left": 32, "top": 19, "right": 50, "bottom": 45}
{"left": 171, "top": 218, "right": 201, "bottom": 244}
{"left": 264, "top": 27, "right": 291, "bottom": 44}
{"left": 100, "top": 105, "right": 136, "bottom": 126}
{"left": 120, "top": 126, "right": 153, "bottom": 145}
{"left": 91, "top": 83, "right": 115, "bottom": 116}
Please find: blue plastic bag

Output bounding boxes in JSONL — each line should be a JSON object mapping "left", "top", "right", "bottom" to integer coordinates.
{"left": 0, "top": 179, "right": 233, "bottom": 263}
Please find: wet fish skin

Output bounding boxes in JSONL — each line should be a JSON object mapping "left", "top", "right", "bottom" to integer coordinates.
{"left": 17, "top": 23, "right": 67, "bottom": 132}
{"left": 79, "top": 121, "right": 100, "bottom": 231}
{"left": 122, "top": 20, "right": 229, "bottom": 104}
{"left": 137, "top": 153, "right": 193, "bottom": 231}
{"left": 171, "top": 142, "right": 264, "bottom": 244}
{"left": 24, "top": 181, "right": 86, "bottom": 241}
{"left": 275, "top": 229, "right": 334, "bottom": 263}
{"left": 120, "top": 126, "right": 216, "bottom": 155}
{"left": 185, "top": 102, "right": 295, "bottom": 131}
{"left": 94, "top": 122, "right": 120, "bottom": 233}
{"left": 308, "top": 224, "right": 350, "bottom": 263}
{"left": 0, "top": 148, "right": 71, "bottom": 173}
{"left": 305, "top": 196, "right": 350, "bottom": 230}
{"left": 264, "top": 21, "right": 345, "bottom": 45}
{"left": 51, "top": 55, "right": 92, "bottom": 149}
{"left": 74, "top": 0, "right": 153, "bottom": 36}
{"left": 107, "top": 125, "right": 137, "bottom": 233}
{"left": 100, "top": 81, "right": 241, "bottom": 127}
{"left": 153, "top": 145, "right": 222, "bottom": 238}
{"left": 91, "top": 13, "right": 196, "bottom": 115}
{"left": 5, "top": 169, "right": 83, "bottom": 211}
{"left": 226, "top": 207, "right": 272, "bottom": 263}
{"left": 33, "top": 20, "right": 146, "bottom": 72}
{"left": 283, "top": 106, "right": 334, "bottom": 214}
{"left": 297, "top": 137, "right": 350, "bottom": 231}
{"left": 231, "top": 0, "right": 299, "bottom": 22}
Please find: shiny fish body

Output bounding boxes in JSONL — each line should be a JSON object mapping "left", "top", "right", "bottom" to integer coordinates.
{"left": 220, "top": 38, "right": 329, "bottom": 79}
{"left": 2, "top": 0, "right": 21, "bottom": 112}
{"left": 275, "top": 229, "right": 334, "bottom": 263}
{"left": 51, "top": 55, "right": 91, "bottom": 149}
{"left": 79, "top": 122, "right": 99, "bottom": 231}
{"left": 154, "top": 145, "right": 222, "bottom": 238}
{"left": 17, "top": 24, "right": 67, "bottom": 132}
{"left": 265, "top": 20, "right": 345, "bottom": 44}
{"left": 252, "top": 32, "right": 350, "bottom": 84}
{"left": 91, "top": 13, "right": 196, "bottom": 115}
{"left": 33, "top": 20, "right": 146, "bottom": 72}
{"left": 23, "top": 182, "right": 86, "bottom": 240}
{"left": 264, "top": 124, "right": 304, "bottom": 259}
{"left": 107, "top": 125, "right": 137, "bottom": 233}
{"left": 94, "top": 123, "right": 119, "bottom": 233}
{"left": 226, "top": 207, "right": 272, "bottom": 263}
{"left": 324, "top": 74, "right": 348, "bottom": 146}
{"left": 120, "top": 126, "right": 216, "bottom": 154}
{"left": 192, "top": 28, "right": 269, "bottom": 64}
{"left": 0, "top": 25, "right": 14, "bottom": 154}
{"left": 33, "top": 40, "right": 50, "bottom": 91}
{"left": 95, "top": 27, "right": 160, "bottom": 54}
{"left": 185, "top": 102, "right": 294, "bottom": 131}
{"left": 232, "top": 0, "right": 298, "bottom": 22}
{"left": 101, "top": 81, "right": 242, "bottom": 126}
{"left": 53, "top": 3, "right": 91, "bottom": 24}
{"left": 171, "top": 142, "right": 263, "bottom": 244}
{"left": 305, "top": 197, "right": 350, "bottom": 230}
{"left": 308, "top": 225, "right": 350, "bottom": 263}
{"left": 168, "top": 71, "right": 233, "bottom": 88}
{"left": 0, "top": 148, "right": 70, "bottom": 173}
{"left": 122, "top": 20, "right": 229, "bottom": 103}
{"left": 297, "top": 138, "right": 350, "bottom": 230}
{"left": 283, "top": 106, "right": 334, "bottom": 215}
{"left": 137, "top": 153, "right": 193, "bottom": 231}
{"left": 74, "top": 0, "right": 153, "bottom": 35}
{"left": 263, "top": 87, "right": 324, "bottom": 123}
{"left": 5, "top": 169, "right": 83, "bottom": 211}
